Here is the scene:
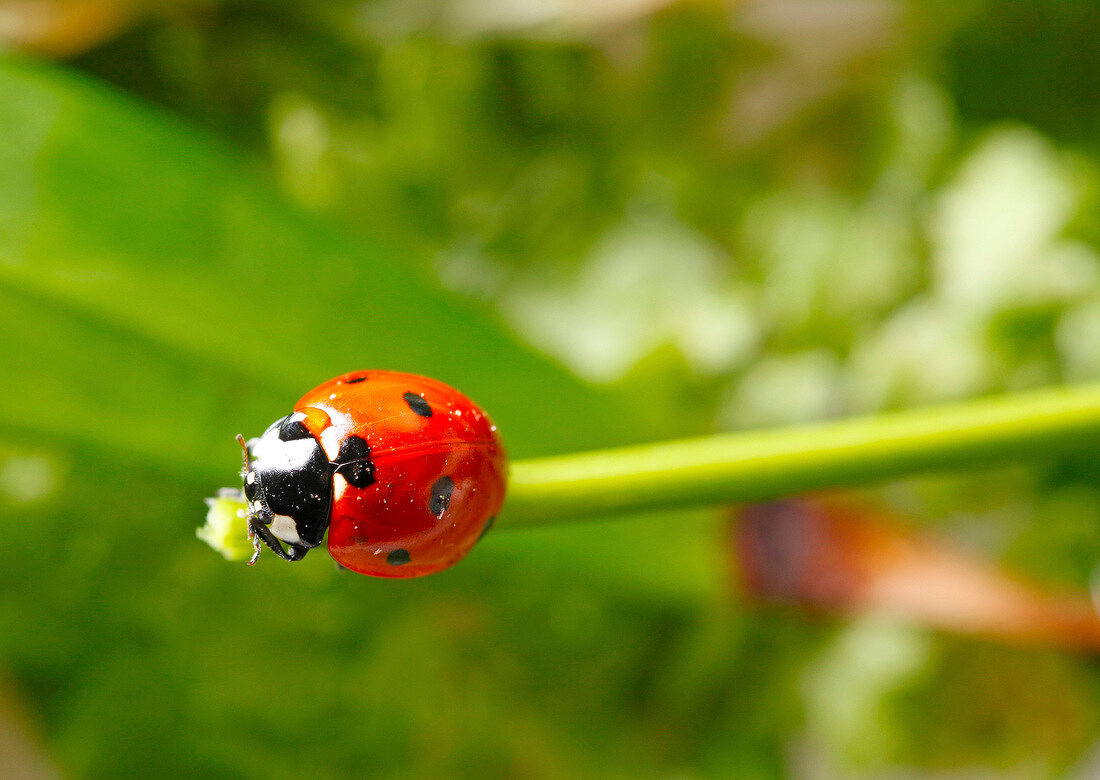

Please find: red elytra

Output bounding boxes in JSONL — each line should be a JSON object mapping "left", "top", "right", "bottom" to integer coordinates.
{"left": 300, "top": 371, "right": 506, "bottom": 577}
{"left": 239, "top": 370, "right": 506, "bottom": 578}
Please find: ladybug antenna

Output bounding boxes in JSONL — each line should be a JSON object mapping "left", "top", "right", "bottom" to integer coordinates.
{"left": 236, "top": 434, "right": 251, "bottom": 474}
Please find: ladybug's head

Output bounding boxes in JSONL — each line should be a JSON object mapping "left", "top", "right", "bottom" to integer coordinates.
{"left": 239, "top": 413, "right": 333, "bottom": 564}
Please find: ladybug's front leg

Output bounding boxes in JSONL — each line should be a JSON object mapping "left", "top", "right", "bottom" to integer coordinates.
{"left": 247, "top": 518, "right": 309, "bottom": 564}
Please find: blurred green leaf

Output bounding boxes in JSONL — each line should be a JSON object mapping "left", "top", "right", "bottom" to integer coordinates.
{"left": 0, "top": 54, "right": 732, "bottom": 778}
{"left": 0, "top": 55, "right": 656, "bottom": 475}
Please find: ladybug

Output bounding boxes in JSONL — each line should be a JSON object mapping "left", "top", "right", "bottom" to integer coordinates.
{"left": 238, "top": 371, "right": 506, "bottom": 578}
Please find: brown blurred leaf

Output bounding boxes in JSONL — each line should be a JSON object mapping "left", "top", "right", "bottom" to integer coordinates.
{"left": 736, "top": 498, "right": 1100, "bottom": 651}
{"left": 0, "top": 0, "right": 144, "bottom": 57}
{"left": 0, "top": 673, "right": 59, "bottom": 780}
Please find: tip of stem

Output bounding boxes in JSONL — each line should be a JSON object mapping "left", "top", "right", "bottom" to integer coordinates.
{"left": 198, "top": 488, "right": 252, "bottom": 561}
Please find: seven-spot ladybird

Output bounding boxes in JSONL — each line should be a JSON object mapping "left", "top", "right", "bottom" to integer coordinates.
{"left": 238, "top": 371, "right": 506, "bottom": 578}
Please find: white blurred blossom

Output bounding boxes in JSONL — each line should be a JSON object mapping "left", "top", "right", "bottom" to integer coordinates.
{"left": 930, "top": 128, "right": 1098, "bottom": 313}
{"left": 0, "top": 454, "right": 56, "bottom": 504}
{"left": 1057, "top": 297, "right": 1100, "bottom": 381}
{"left": 802, "top": 619, "right": 933, "bottom": 769}
{"left": 847, "top": 297, "right": 992, "bottom": 409}
{"left": 501, "top": 211, "right": 759, "bottom": 382}
{"left": 720, "top": 349, "right": 842, "bottom": 428}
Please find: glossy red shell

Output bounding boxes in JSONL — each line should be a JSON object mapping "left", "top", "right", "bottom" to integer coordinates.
{"left": 294, "top": 370, "right": 506, "bottom": 578}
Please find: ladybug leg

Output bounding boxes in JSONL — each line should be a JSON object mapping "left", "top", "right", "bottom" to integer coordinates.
{"left": 247, "top": 517, "right": 310, "bottom": 564}
{"left": 248, "top": 521, "right": 263, "bottom": 566}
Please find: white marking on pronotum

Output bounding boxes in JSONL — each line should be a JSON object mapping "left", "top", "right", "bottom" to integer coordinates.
{"left": 270, "top": 514, "right": 302, "bottom": 544}
{"left": 319, "top": 427, "right": 344, "bottom": 461}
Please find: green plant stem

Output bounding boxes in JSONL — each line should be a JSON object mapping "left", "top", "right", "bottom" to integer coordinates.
{"left": 502, "top": 383, "right": 1100, "bottom": 527}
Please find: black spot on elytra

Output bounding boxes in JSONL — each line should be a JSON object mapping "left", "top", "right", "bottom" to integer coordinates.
{"left": 428, "top": 475, "right": 455, "bottom": 516}
{"left": 278, "top": 417, "right": 312, "bottom": 442}
{"left": 344, "top": 375, "right": 367, "bottom": 384}
{"left": 333, "top": 435, "right": 376, "bottom": 488}
{"left": 477, "top": 515, "right": 495, "bottom": 541}
{"left": 403, "top": 392, "right": 433, "bottom": 417}
{"left": 335, "top": 435, "right": 371, "bottom": 462}
{"left": 387, "top": 548, "right": 411, "bottom": 566}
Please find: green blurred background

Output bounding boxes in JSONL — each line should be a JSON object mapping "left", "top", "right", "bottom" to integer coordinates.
{"left": 2, "top": 0, "right": 1100, "bottom": 777}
